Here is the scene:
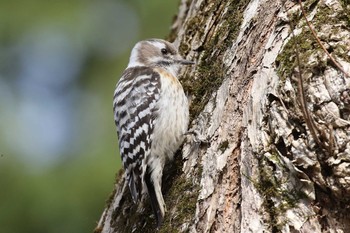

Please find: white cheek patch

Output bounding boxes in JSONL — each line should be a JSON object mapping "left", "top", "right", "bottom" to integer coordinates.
{"left": 149, "top": 57, "right": 162, "bottom": 64}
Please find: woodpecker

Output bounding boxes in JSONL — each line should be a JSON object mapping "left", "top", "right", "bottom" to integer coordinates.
{"left": 113, "top": 39, "right": 194, "bottom": 226}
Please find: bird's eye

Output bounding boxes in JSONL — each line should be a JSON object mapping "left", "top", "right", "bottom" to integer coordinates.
{"left": 161, "top": 48, "right": 168, "bottom": 55}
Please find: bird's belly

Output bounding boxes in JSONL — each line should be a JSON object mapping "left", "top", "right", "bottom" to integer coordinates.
{"left": 151, "top": 76, "right": 189, "bottom": 161}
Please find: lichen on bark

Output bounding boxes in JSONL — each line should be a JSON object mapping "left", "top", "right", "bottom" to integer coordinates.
{"left": 252, "top": 0, "right": 350, "bottom": 231}
{"left": 96, "top": 0, "right": 350, "bottom": 232}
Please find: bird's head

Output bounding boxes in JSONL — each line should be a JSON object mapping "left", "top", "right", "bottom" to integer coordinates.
{"left": 127, "top": 39, "right": 194, "bottom": 76}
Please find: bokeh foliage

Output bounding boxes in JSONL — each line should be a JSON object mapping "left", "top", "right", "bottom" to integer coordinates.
{"left": 0, "top": 0, "right": 178, "bottom": 232}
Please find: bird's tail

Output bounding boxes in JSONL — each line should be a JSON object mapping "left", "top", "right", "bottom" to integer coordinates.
{"left": 128, "top": 167, "right": 143, "bottom": 203}
{"left": 145, "top": 166, "right": 165, "bottom": 227}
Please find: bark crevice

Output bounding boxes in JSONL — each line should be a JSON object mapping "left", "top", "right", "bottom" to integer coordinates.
{"left": 96, "top": 0, "right": 350, "bottom": 232}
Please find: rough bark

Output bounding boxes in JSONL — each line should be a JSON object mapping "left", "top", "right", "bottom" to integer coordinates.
{"left": 96, "top": 0, "right": 350, "bottom": 232}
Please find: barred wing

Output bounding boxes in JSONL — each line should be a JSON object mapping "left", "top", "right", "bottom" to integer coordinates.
{"left": 113, "top": 66, "right": 160, "bottom": 202}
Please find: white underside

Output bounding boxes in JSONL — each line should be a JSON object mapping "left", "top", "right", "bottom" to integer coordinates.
{"left": 150, "top": 74, "right": 189, "bottom": 164}
{"left": 143, "top": 69, "right": 189, "bottom": 216}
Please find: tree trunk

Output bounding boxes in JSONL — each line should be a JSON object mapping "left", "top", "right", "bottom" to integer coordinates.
{"left": 95, "top": 0, "right": 350, "bottom": 232}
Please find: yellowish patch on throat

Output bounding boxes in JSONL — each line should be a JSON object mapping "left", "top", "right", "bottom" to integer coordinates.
{"left": 153, "top": 67, "right": 180, "bottom": 86}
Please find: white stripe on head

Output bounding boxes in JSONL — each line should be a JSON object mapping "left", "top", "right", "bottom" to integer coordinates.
{"left": 148, "top": 40, "right": 166, "bottom": 50}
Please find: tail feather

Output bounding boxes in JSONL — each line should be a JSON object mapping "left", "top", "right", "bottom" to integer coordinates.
{"left": 128, "top": 175, "right": 139, "bottom": 203}
{"left": 145, "top": 167, "right": 164, "bottom": 227}
{"left": 128, "top": 165, "right": 143, "bottom": 203}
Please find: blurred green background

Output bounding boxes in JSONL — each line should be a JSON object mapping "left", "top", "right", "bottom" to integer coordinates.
{"left": 0, "top": 0, "right": 178, "bottom": 232}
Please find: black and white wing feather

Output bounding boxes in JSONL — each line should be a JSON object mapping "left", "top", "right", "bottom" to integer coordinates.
{"left": 113, "top": 66, "right": 160, "bottom": 203}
